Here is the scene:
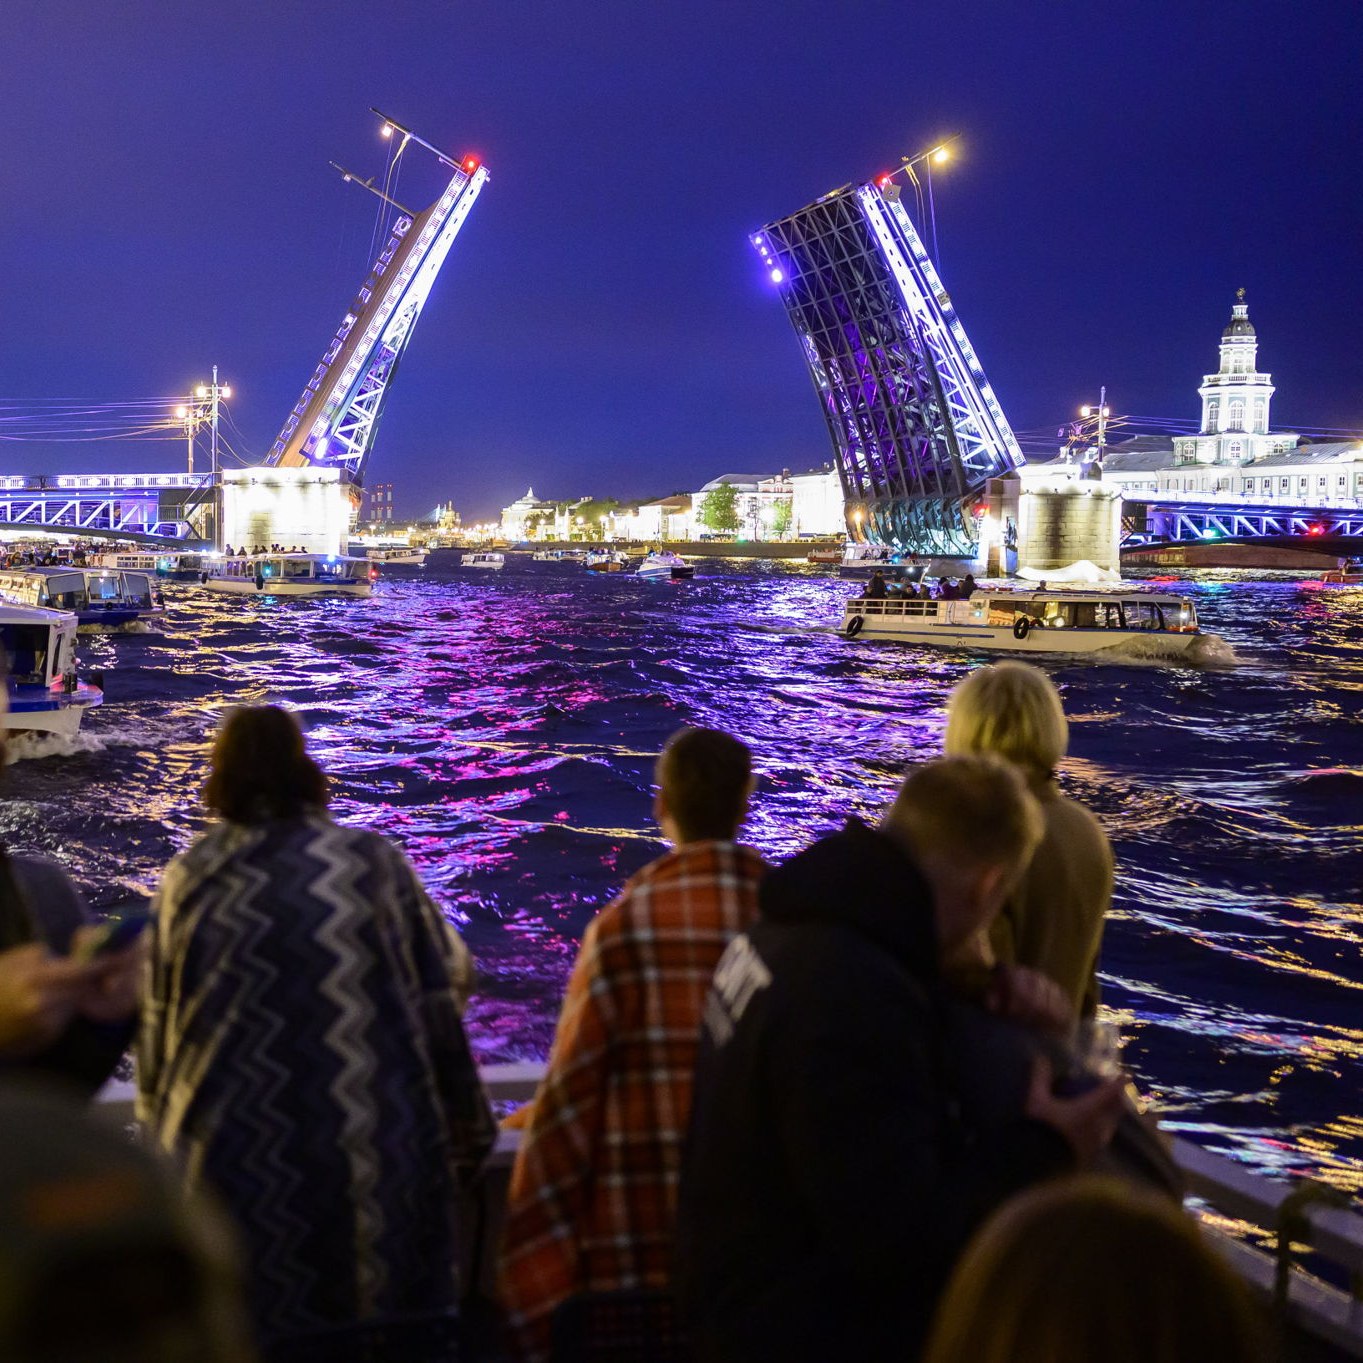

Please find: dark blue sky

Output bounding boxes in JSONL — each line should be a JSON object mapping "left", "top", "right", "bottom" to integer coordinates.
{"left": 4, "top": 1, "right": 1360, "bottom": 519}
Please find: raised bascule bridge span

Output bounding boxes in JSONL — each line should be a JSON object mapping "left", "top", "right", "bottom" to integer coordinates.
{"left": 0, "top": 111, "right": 487, "bottom": 552}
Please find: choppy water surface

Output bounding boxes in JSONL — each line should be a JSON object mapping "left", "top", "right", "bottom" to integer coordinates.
{"left": 7, "top": 555, "right": 1363, "bottom": 1190}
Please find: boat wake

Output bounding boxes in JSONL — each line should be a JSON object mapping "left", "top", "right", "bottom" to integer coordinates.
{"left": 1099, "top": 632, "right": 1239, "bottom": 668}
{"left": 4, "top": 729, "right": 107, "bottom": 764}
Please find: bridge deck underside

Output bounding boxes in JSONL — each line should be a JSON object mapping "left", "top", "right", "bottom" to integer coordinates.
{"left": 0, "top": 489, "right": 192, "bottom": 539}
{"left": 1126, "top": 499, "right": 1363, "bottom": 543}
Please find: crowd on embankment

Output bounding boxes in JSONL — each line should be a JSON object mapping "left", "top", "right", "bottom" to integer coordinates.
{"left": 0, "top": 671, "right": 1270, "bottom": 1362}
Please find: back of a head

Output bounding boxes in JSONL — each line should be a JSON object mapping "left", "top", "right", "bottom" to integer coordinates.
{"left": 0, "top": 1083, "right": 255, "bottom": 1363}
{"left": 203, "top": 705, "right": 327, "bottom": 825}
{"left": 883, "top": 754, "right": 1044, "bottom": 894}
{"left": 924, "top": 1176, "right": 1268, "bottom": 1363}
{"left": 944, "top": 662, "right": 1069, "bottom": 783}
{"left": 656, "top": 727, "right": 753, "bottom": 843}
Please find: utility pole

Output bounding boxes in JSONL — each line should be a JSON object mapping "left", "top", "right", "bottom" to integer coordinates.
{"left": 1080, "top": 386, "right": 1110, "bottom": 473}
{"left": 191, "top": 369, "right": 231, "bottom": 548}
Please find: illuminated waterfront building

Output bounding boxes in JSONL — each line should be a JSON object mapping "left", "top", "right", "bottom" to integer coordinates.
{"left": 363, "top": 481, "right": 395, "bottom": 523}
{"left": 789, "top": 466, "right": 843, "bottom": 537}
{"left": 689, "top": 472, "right": 793, "bottom": 539}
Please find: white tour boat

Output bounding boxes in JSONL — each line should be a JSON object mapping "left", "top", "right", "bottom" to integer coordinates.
{"left": 365, "top": 547, "right": 428, "bottom": 567}
{"left": 200, "top": 553, "right": 375, "bottom": 597}
{"left": 1, "top": 603, "right": 103, "bottom": 737}
{"left": 93, "top": 549, "right": 212, "bottom": 582}
{"left": 840, "top": 585, "right": 1202, "bottom": 656}
{"left": 531, "top": 548, "right": 579, "bottom": 562}
{"left": 462, "top": 551, "right": 506, "bottom": 570}
{"left": 636, "top": 550, "right": 695, "bottom": 581}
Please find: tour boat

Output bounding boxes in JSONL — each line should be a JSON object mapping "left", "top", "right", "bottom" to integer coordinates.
{"left": 93, "top": 549, "right": 212, "bottom": 582}
{"left": 1, "top": 603, "right": 104, "bottom": 737}
{"left": 0, "top": 566, "right": 164, "bottom": 629}
{"left": 1321, "top": 557, "right": 1363, "bottom": 584}
{"left": 583, "top": 551, "right": 629, "bottom": 573}
{"left": 836, "top": 543, "right": 924, "bottom": 580}
{"left": 840, "top": 586, "right": 1202, "bottom": 656}
{"left": 200, "top": 553, "right": 376, "bottom": 597}
{"left": 531, "top": 548, "right": 578, "bottom": 562}
{"left": 636, "top": 550, "right": 695, "bottom": 581}
{"left": 365, "top": 547, "right": 428, "bottom": 567}
{"left": 462, "top": 551, "right": 506, "bottom": 570}
{"left": 806, "top": 546, "right": 843, "bottom": 565}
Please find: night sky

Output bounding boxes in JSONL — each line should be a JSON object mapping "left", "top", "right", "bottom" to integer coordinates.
{"left": 4, "top": 1, "right": 1360, "bottom": 520}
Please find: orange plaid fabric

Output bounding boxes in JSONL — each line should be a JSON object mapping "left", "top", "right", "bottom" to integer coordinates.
{"left": 497, "top": 840, "right": 764, "bottom": 1362}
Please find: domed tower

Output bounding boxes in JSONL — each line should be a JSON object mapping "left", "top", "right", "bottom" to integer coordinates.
{"left": 1193, "top": 290, "right": 1276, "bottom": 463}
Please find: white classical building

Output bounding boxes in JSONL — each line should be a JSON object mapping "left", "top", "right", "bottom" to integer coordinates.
{"left": 689, "top": 472, "right": 795, "bottom": 539}
{"left": 1102, "top": 293, "right": 1363, "bottom": 507}
{"left": 610, "top": 495, "right": 692, "bottom": 542}
{"left": 789, "top": 466, "right": 845, "bottom": 537}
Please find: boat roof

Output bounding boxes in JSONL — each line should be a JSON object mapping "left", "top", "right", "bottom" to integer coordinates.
{"left": 0, "top": 601, "right": 78, "bottom": 627}
{"left": 968, "top": 586, "right": 1192, "bottom": 602}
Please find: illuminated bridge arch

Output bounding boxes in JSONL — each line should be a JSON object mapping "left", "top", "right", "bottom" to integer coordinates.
{"left": 753, "top": 179, "right": 1022, "bottom": 556}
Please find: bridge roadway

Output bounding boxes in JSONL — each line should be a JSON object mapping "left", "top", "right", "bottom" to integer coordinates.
{"left": 1121, "top": 493, "right": 1363, "bottom": 545}
{"left": 0, "top": 470, "right": 208, "bottom": 543}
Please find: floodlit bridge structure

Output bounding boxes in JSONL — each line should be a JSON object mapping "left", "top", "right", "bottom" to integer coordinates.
{"left": 0, "top": 112, "right": 487, "bottom": 549}
{"left": 753, "top": 168, "right": 1024, "bottom": 556}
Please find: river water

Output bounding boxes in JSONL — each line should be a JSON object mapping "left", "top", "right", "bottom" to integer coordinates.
{"left": 7, "top": 554, "right": 1362, "bottom": 1192}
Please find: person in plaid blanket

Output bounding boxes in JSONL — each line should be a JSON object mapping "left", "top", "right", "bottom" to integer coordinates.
{"left": 497, "top": 727, "right": 763, "bottom": 1362}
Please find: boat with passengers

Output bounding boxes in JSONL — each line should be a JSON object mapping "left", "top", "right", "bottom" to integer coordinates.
{"left": 840, "top": 584, "right": 1201, "bottom": 655}
{"left": 93, "top": 549, "right": 213, "bottom": 582}
{"left": 636, "top": 550, "right": 695, "bottom": 581}
{"left": 1, "top": 603, "right": 103, "bottom": 736}
{"left": 1321, "top": 557, "right": 1363, "bottom": 584}
{"left": 462, "top": 551, "right": 506, "bottom": 570}
{"left": 364, "top": 546, "right": 428, "bottom": 567}
{"left": 199, "top": 553, "right": 375, "bottom": 597}
{"left": 0, "top": 565, "right": 163, "bottom": 629}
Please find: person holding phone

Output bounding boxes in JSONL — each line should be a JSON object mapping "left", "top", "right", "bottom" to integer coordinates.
{"left": 0, "top": 701, "right": 144, "bottom": 1093}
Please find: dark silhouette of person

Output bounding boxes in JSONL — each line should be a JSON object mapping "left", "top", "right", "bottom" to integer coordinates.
{"left": 865, "top": 571, "right": 888, "bottom": 600}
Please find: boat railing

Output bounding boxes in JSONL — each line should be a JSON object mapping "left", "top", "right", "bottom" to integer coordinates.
{"left": 848, "top": 597, "right": 941, "bottom": 617}
{"left": 94, "top": 1065, "right": 1363, "bottom": 1353}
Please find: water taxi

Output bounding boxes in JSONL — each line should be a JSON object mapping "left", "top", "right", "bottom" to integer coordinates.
{"left": 840, "top": 586, "right": 1202, "bottom": 656}
{"left": 200, "top": 554, "right": 375, "bottom": 597}
{"left": 1, "top": 603, "right": 103, "bottom": 737}
{"left": 0, "top": 566, "right": 163, "bottom": 629}
{"left": 531, "top": 548, "right": 579, "bottom": 563}
{"left": 1321, "top": 557, "right": 1363, "bottom": 584}
{"left": 636, "top": 550, "right": 695, "bottom": 581}
{"left": 584, "top": 551, "right": 630, "bottom": 573}
{"left": 836, "top": 543, "right": 924, "bottom": 580}
{"left": 91, "top": 549, "right": 210, "bottom": 581}
{"left": 462, "top": 551, "right": 506, "bottom": 570}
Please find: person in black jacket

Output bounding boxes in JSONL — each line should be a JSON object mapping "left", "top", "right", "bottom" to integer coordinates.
{"left": 677, "top": 755, "right": 1127, "bottom": 1363}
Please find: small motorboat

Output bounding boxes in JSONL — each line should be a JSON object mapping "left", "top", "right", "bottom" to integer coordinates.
{"left": 200, "top": 554, "right": 376, "bottom": 596}
{"left": 365, "top": 547, "right": 428, "bottom": 567}
{"left": 636, "top": 551, "right": 695, "bottom": 581}
{"left": 806, "top": 545, "right": 843, "bottom": 565}
{"left": 1, "top": 603, "right": 103, "bottom": 737}
{"left": 1321, "top": 558, "right": 1363, "bottom": 584}
{"left": 463, "top": 551, "right": 506, "bottom": 570}
{"left": 583, "top": 551, "right": 629, "bottom": 573}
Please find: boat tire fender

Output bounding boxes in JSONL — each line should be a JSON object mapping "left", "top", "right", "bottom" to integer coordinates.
{"left": 199, "top": 572, "right": 209, "bottom": 585}
{"left": 1013, "top": 616, "right": 1031, "bottom": 640}
{"left": 254, "top": 574, "right": 265, "bottom": 591}
{"left": 846, "top": 614, "right": 865, "bottom": 638}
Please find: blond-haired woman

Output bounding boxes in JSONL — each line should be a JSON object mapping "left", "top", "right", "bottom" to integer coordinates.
{"left": 923, "top": 1176, "right": 1266, "bottom": 1363}
{"left": 944, "top": 662, "right": 1112, "bottom": 1016}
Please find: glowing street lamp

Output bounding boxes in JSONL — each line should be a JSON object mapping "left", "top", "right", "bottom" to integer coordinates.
{"left": 1079, "top": 385, "right": 1111, "bottom": 468}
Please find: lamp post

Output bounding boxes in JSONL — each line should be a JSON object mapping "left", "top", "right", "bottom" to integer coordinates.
{"left": 1079, "top": 386, "right": 1110, "bottom": 470}
{"left": 185, "top": 368, "right": 232, "bottom": 548}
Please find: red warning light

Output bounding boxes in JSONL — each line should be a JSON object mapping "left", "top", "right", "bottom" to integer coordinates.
{"left": 1306, "top": 523, "right": 1325, "bottom": 536}
{"left": 876, "top": 173, "right": 893, "bottom": 187}
{"left": 463, "top": 155, "right": 481, "bottom": 173}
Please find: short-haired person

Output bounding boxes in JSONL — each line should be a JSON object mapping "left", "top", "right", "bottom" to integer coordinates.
{"left": 923, "top": 1176, "right": 1268, "bottom": 1363}
{"left": 138, "top": 706, "right": 493, "bottom": 1362}
{"left": 677, "top": 756, "right": 1126, "bottom": 1363}
{"left": 945, "top": 661, "right": 1114, "bottom": 1016}
{"left": 498, "top": 727, "right": 763, "bottom": 1363}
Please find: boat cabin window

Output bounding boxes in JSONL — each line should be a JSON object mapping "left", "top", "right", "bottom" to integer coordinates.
{"left": 1, "top": 624, "right": 50, "bottom": 684}
{"left": 88, "top": 574, "right": 123, "bottom": 602}
{"left": 283, "top": 559, "right": 315, "bottom": 579}
{"left": 46, "top": 572, "right": 87, "bottom": 609}
{"left": 1123, "top": 601, "right": 1165, "bottom": 631}
{"left": 123, "top": 573, "right": 153, "bottom": 605}
{"left": 315, "top": 559, "right": 354, "bottom": 579}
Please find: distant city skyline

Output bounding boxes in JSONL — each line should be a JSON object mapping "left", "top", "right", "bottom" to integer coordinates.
{"left": 3, "top": 2, "right": 1360, "bottom": 521}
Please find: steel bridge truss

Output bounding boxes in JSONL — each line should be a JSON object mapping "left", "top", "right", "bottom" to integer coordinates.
{"left": 0, "top": 482, "right": 196, "bottom": 539}
{"left": 753, "top": 181, "right": 1022, "bottom": 556}
{"left": 268, "top": 151, "right": 489, "bottom": 482}
{"left": 1130, "top": 499, "right": 1363, "bottom": 543}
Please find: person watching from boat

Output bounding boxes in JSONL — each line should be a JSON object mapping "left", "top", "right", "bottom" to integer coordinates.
{"left": 940, "top": 578, "right": 960, "bottom": 600}
{"left": 676, "top": 756, "right": 1125, "bottom": 1363}
{"left": 944, "top": 662, "right": 1113, "bottom": 1018}
{"left": 498, "top": 727, "right": 764, "bottom": 1363}
{"left": 137, "top": 705, "right": 494, "bottom": 1363}
{"left": 961, "top": 573, "right": 978, "bottom": 597}
{"left": 0, "top": 689, "right": 142, "bottom": 1095}
{"left": 922, "top": 1175, "right": 1267, "bottom": 1363}
{"left": 865, "top": 570, "right": 888, "bottom": 599}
